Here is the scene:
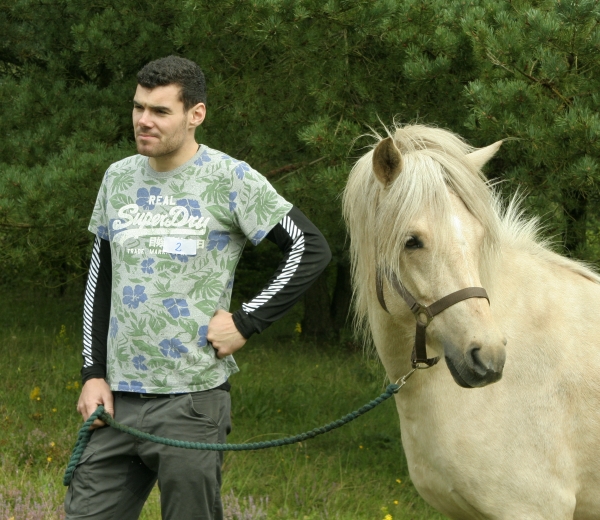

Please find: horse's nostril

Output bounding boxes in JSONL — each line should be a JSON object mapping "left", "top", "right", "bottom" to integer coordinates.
{"left": 468, "top": 344, "right": 488, "bottom": 375}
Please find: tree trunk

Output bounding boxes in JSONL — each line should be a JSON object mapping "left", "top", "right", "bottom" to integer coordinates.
{"left": 302, "top": 270, "right": 333, "bottom": 340}
{"left": 563, "top": 189, "right": 588, "bottom": 256}
{"left": 330, "top": 258, "right": 352, "bottom": 332}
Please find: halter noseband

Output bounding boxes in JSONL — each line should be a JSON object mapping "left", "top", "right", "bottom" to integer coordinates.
{"left": 376, "top": 269, "right": 489, "bottom": 369}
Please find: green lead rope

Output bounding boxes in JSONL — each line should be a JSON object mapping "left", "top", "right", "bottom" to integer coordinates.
{"left": 63, "top": 382, "right": 403, "bottom": 486}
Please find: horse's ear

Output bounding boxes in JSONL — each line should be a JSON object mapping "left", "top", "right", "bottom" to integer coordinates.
{"left": 466, "top": 141, "right": 503, "bottom": 170}
{"left": 373, "top": 137, "right": 403, "bottom": 186}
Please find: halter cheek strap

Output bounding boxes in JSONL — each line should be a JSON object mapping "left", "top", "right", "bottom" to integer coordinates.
{"left": 376, "top": 269, "right": 489, "bottom": 369}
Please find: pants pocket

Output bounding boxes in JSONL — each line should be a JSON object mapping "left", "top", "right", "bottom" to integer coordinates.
{"left": 188, "top": 391, "right": 227, "bottom": 429}
{"left": 64, "top": 448, "right": 96, "bottom": 516}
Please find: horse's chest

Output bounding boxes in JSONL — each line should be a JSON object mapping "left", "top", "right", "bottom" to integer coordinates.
{"left": 396, "top": 392, "right": 508, "bottom": 519}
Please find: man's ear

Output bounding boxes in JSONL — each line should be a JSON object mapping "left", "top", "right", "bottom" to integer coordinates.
{"left": 189, "top": 102, "right": 206, "bottom": 128}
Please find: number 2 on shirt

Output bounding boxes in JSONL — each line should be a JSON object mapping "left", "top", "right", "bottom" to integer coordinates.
{"left": 163, "top": 237, "right": 197, "bottom": 256}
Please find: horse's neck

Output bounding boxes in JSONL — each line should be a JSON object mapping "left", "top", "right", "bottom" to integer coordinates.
{"left": 490, "top": 245, "right": 599, "bottom": 327}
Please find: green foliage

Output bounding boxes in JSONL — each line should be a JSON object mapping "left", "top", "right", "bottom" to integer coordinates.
{"left": 461, "top": 0, "right": 600, "bottom": 259}
{"left": 0, "top": 0, "right": 479, "bottom": 289}
{"left": 1, "top": 0, "right": 599, "bottom": 291}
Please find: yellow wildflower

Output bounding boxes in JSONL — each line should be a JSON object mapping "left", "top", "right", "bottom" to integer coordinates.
{"left": 74, "top": 381, "right": 80, "bottom": 389}
{"left": 30, "top": 387, "right": 41, "bottom": 400}
{"left": 294, "top": 322, "right": 302, "bottom": 333}
{"left": 47, "top": 457, "right": 52, "bottom": 463}
{"left": 396, "top": 479, "right": 402, "bottom": 484}
{"left": 50, "top": 442, "right": 56, "bottom": 447}
{"left": 393, "top": 500, "right": 399, "bottom": 505}
{"left": 359, "top": 445, "right": 363, "bottom": 449}
{"left": 52, "top": 408, "right": 57, "bottom": 413}
{"left": 383, "top": 515, "right": 393, "bottom": 520}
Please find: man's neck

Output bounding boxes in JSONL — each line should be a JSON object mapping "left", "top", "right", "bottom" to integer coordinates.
{"left": 148, "top": 140, "right": 200, "bottom": 172}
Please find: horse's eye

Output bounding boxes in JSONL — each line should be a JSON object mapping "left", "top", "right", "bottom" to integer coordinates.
{"left": 405, "top": 236, "right": 422, "bottom": 249}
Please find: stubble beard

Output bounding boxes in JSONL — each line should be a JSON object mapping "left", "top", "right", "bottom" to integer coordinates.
{"left": 136, "top": 118, "right": 188, "bottom": 158}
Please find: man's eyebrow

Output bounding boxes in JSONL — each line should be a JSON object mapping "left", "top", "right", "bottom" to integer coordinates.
{"left": 132, "top": 100, "right": 173, "bottom": 113}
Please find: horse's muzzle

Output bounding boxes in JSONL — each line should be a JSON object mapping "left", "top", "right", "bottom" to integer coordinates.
{"left": 444, "top": 342, "right": 505, "bottom": 388}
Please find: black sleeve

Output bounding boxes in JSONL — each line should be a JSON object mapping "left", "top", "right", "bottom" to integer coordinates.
{"left": 81, "top": 236, "right": 112, "bottom": 385}
{"left": 232, "top": 206, "right": 331, "bottom": 339}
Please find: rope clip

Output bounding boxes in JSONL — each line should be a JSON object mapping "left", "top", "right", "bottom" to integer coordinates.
{"left": 393, "top": 368, "right": 417, "bottom": 392}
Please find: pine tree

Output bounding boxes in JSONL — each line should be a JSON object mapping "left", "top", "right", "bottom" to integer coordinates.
{"left": 4, "top": 0, "right": 596, "bottom": 333}
{"left": 0, "top": 0, "right": 480, "bottom": 334}
{"left": 461, "top": 0, "right": 600, "bottom": 258}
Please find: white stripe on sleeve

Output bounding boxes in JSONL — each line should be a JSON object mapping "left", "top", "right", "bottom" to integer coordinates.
{"left": 82, "top": 237, "right": 102, "bottom": 368}
{"left": 242, "top": 216, "right": 305, "bottom": 313}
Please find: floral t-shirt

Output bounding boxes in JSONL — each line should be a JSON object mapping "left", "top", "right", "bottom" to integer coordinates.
{"left": 89, "top": 145, "right": 292, "bottom": 393}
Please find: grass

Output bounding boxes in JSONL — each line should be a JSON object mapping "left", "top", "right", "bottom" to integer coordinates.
{"left": 0, "top": 291, "right": 445, "bottom": 520}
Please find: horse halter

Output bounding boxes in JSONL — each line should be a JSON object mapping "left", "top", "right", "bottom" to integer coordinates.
{"left": 376, "top": 269, "right": 489, "bottom": 369}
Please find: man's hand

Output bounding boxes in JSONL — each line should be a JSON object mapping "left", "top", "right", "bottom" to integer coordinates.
{"left": 76, "top": 378, "right": 114, "bottom": 430}
{"left": 207, "top": 309, "right": 247, "bottom": 358}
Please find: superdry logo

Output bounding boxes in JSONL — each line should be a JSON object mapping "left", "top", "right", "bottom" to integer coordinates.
{"left": 111, "top": 204, "right": 211, "bottom": 246}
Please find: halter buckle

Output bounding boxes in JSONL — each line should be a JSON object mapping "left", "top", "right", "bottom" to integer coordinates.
{"left": 411, "top": 304, "right": 433, "bottom": 327}
{"left": 412, "top": 357, "right": 440, "bottom": 369}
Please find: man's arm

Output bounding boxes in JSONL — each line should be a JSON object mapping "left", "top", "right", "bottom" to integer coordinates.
{"left": 78, "top": 236, "right": 114, "bottom": 428}
{"left": 209, "top": 206, "right": 331, "bottom": 357}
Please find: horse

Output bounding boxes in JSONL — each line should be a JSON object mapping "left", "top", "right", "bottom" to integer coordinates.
{"left": 342, "top": 124, "right": 600, "bottom": 520}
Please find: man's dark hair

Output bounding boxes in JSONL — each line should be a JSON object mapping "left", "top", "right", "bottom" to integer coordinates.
{"left": 137, "top": 56, "right": 206, "bottom": 110}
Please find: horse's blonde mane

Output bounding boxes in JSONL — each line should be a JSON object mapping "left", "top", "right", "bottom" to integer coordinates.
{"left": 342, "top": 124, "right": 600, "bottom": 339}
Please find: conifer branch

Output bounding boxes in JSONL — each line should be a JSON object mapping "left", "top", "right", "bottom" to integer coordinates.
{"left": 0, "top": 221, "right": 35, "bottom": 229}
{"left": 271, "top": 157, "right": 327, "bottom": 183}
{"left": 486, "top": 51, "right": 572, "bottom": 107}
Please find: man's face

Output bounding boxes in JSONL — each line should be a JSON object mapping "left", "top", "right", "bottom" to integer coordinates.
{"left": 132, "top": 84, "right": 194, "bottom": 158}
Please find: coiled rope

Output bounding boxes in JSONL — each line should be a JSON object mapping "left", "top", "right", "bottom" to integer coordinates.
{"left": 64, "top": 371, "right": 415, "bottom": 486}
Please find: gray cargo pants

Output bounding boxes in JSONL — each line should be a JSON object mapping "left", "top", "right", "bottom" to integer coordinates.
{"left": 64, "top": 388, "right": 231, "bottom": 520}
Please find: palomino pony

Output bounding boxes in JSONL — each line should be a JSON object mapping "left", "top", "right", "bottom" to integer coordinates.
{"left": 343, "top": 125, "right": 600, "bottom": 520}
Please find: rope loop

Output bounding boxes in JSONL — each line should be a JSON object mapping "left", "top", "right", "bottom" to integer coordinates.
{"left": 64, "top": 378, "right": 410, "bottom": 486}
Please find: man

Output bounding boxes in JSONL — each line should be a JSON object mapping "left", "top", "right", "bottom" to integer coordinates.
{"left": 66, "top": 55, "right": 331, "bottom": 520}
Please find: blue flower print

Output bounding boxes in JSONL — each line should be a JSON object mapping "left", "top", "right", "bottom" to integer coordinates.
{"left": 97, "top": 226, "right": 109, "bottom": 241}
{"left": 132, "top": 355, "right": 148, "bottom": 371}
{"left": 234, "top": 161, "right": 250, "bottom": 179}
{"left": 207, "top": 230, "right": 231, "bottom": 251}
{"left": 229, "top": 192, "right": 237, "bottom": 212}
{"left": 109, "top": 317, "right": 119, "bottom": 339}
{"left": 169, "top": 253, "right": 189, "bottom": 263}
{"left": 194, "top": 150, "right": 212, "bottom": 166}
{"left": 136, "top": 187, "right": 161, "bottom": 210}
{"left": 176, "top": 198, "right": 202, "bottom": 218}
{"left": 123, "top": 285, "right": 148, "bottom": 309}
{"left": 159, "top": 338, "right": 189, "bottom": 359}
{"left": 251, "top": 230, "right": 267, "bottom": 246}
{"left": 221, "top": 153, "right": 232, "bottom": 160}
{"left": 141, "top": 258, "right": 155, "bottom": 274}
{"left": 197, "top": 325, "right": 209, "bottom": 347}
{"left": 163, "top": 298, "right": 191, "bottom": 319}
{"left": 227, "top": 279, "right": 234, "bottom": 290}
{"left": 118, "top": 380, "right": 146, "bottom": 393}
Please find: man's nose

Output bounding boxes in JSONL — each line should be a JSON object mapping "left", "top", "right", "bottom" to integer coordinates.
{"left": 138, "top": 110, "right": 153, "bottom": 127}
